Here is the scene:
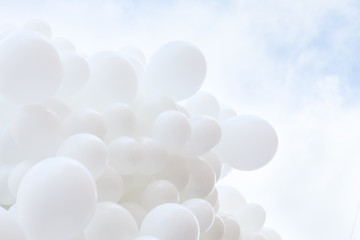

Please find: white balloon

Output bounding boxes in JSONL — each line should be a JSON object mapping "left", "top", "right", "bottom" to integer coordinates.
{"left": 142, "top": 180, "right": 179, "bottom": 210}
{"left": 57, "top": 133, "right": 108, "bottom": 180}
{"left": 134, "top": 236, "right": 159, "bottom": 240}
{"left": 8, "top": 159, "right": 36, "bottom": 198}
{"left": 17, "top": 157, "right": 97, "bottom": 240}
{"left": 121, "top": 202, "right": 148, "bottom": 228}
{"left": 96, "top": 165, "right": 124, "bottom": 202}
{"left": 102, "top": 102, "right": 136, "bottom": 142}
{"left": 184, "top": 91, "right": 220, "bottom": 119}
{"left": 144, "top": 41, "right": 206, "bottom": 101}
{"left": 242, "top": 233, "right": 267, "bottom": 240}
{"left": 184, "top": 116, "right": 221, "bottom": 156}
{"left": 11, "top": 104, "right": 64, "bottom": 159}
{"left": 237, "top": 203, "right": 266, "bottom": 233}
{"left": 53, "top": 37, "right": 76, "bottom": 51}
{"left": 119, "top": 45, "right": 146, "bottom": 65}
{"left": 43, "top": 98, "right": 71, "bottom": 120}
{"left": 0, "top": 130, "right": 27, "bottom": 165}
{"left": 181, "top": 157, "right": 216, "bottom": 200}
{"left": 23, "top": 19, "right": 52, "bottom": 38}
{"left": 220, "top": 163, "right": 233, "bottom": 179}
{"left": 141, "top": 203, "right": 199, "bottom": 240}
{"left": 0, "top": 164, "right": 15, "bottom": 205}
{"left": 216, "top": 115, "right": 278, "bottom": 171}
{"left": 108, "top": 137, "right": 142, "bottom": 175}
{"left": 218, "top": 105, "right": 237, "bottom": 123}
{"left": 220, "top": 215, "right": 241, "bottom": 240}
{"left": 201, "top": 151, "right": 223, "bottom": 182}
{"left": 138, "top": 137, "right": 167, "bottom": 175}
{"left": 182, "top": 198, "right": 215, "bottom": 233}
{"left": 217, "top": 185, "right": 246, "bottom": 217}
{"left": 200, "top": 215, "right": 224, "bottom": 240}
{"left": 0, "top": 206, "right": 26, "bottom": 240}
{"left": 261, "top": 228, "right": 281, "bottom": 240}
{"left": 0, "top": 31, "right": 62, "bottom": 104}
{"left": 156, "top": 153, "right": 190, "bottom": 190}
{"left": 84, "top": 202, "right": 139, "bottom": 240}
{"left": 64, "top": 108, "right": 106, "bottom": 139}
{"left": 152, "top": 110, "right": 191, "bottom": 150}
{"left": 56, "top": 52, "right": 89, "bottom": 97}
{"left": 205, "top": 188, "right": 219, "bottom": 208}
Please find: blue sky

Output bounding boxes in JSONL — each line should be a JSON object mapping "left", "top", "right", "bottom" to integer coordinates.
{"left": 1, "top": 0, "right": 360, "bottom": 239}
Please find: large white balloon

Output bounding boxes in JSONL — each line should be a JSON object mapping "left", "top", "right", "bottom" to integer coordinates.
{"left": 144, "top": 41, "right": 206, "bottom": 101}
{"left": 84, "top": 202, "right": 139, "bottom": 240}
{"left": 96, "top": 165, "right": 124, "bottom": 202}
{"left": 217, "top": 185, "right": 246, "bottom": 217}
{"left": 17, "top": 157, "right": 97, "bottom": 240}
{"left": 0, "top": 206, "right": 27, "bottom": 240}
{"left": 56, "top": 133, "right": 108, "bottom": 180}
{"left": 141, "top": 203, "right": 199, "bottom": 240}
{"left": 0, "top": 31, "right": 62, "bottom": 104}
{"left": 11, "top": 104, "right": 64, "bottom": 159}
{"left": 142, "top": 180, "right": 179, "bottom": 210}
{"left": 182, "top": 198, "right": 215, "bottom": 233}
{"left": 216, "top": 115, "right": 278, "bottom": 171}
{"left": 237, "top": 203, "right": 266, "bottom": 233}
{"left": 152, "top": 110, "right": 191, "bottom": 151}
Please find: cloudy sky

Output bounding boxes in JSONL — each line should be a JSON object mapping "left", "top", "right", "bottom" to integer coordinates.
{"left": 1, "top": 0, "right": 360, "bottom": 239}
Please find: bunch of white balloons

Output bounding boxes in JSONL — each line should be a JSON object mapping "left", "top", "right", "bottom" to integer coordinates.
{"left": 0, "top": 20, "right": 281, "bottom": 240}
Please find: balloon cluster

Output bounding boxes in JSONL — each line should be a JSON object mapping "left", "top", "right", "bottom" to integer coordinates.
{"left": 0, "top": 20, "right": 281, "bottom": 240}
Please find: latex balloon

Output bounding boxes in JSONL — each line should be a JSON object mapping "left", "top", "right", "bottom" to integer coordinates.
{"left": 140, "top": 203, "right": 199, "bottom": 240}
{"left": 0, "top": 31, "right": 62, "bottom": 104}
{"left": 220, "top": 215, "right": 241, "bottom": 240}
{"left": 201, "top": 151, "right": 223, "bottom": 182}
{"left": 261, "top": 228, "right": 281, "bottom": 240}
{"left": 184, "top": 91, "right": 220, "bottom": 119}
{"left": 237, "top": 203, "right": 266, "bottom": 233}
{"left": 108, "top": 137, "right": 142, "bottom": 175}
{"left": 184, "top": 116, "right": 221, "bottom": 156}
{"left": 142, "top": 180, "right": 179, "bottom": 210}
{"left": 144, "top": 41, "right": 206, "bottom": 101}
{"left": 216, "top": 115, "right": 278, "bottom": 171}
{"left": 121, "top": 202, "right": 148, "bottom": 228}
{"left": 217, "top": 185, "right": 246, "bottom": 217}
{"left": 0, "top": 206, "right": 27, "bottom": 240}
{"left": 56, "top": 133, "right": 108, "bottom": 180}
{"left": 181, "top": 157, "right": 216, "bottom": 200}
{"left": 138, "top": 137, "right": 167, "bottom": 175}
{"left": 64, "top": 108, "right": 106, "bottom": 139}
{"left": 102, "top": 102, "right": 136, "bottom": 142}
{"left": 152, "top": 110, "right": 191, "bottom": 150}
{"left": 182, "top": 198, "right": 215, "bottom": 233}
{"left": 156, "top": 153, "right": 190, "bottom": 191}
{"left": 84, "top": 202, "right": 139, "bottom": 240}
{"left": 119, "top": 45, "right": 146, "bottom": 65}
{"left": 56, "top": 52, "right": 89, "bottom": 97}
{"left": 200, "top": 215, "right": 224, "bottom": 240}
{"left": 96, "top": 165, "right": 124, "bottom": 202}
{"left": 11, "top": 104, "right": 64, "bottom": 159}
{"left": 17, "top": 157, "right": 97, "bottom": 240}
{"left": 23, "top": 19, "right": 52, "bottom": 38}
{"left": 8, "top": 159, "right": 36, "bottom": 198}
{"left": 0, "top": 164, "right": 15, "bottom": 205}
{"left": 53, "top": 37, "right": 76, "bottom": 51}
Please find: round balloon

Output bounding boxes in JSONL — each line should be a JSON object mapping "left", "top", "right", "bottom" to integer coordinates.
{"left": 237, "top": 203, "right": 266, "bottom": 233}
{"left": 0, "top": 31, "right": 62, "bottom": 104}
{"left": 96, "top": 165, "right": 124, "bottom": 202}
{"left": 184, "top": 91, "right": 220, "bottom": 119}
{"left": 144, "top": 41, "right": 206, "bottom": 101}
{"left": 217, "top": 185, "right": 246, "bottom": 217}
{"left": 23, "top": 19, "right": 52, "bottom": 38}
{"left": 142, "top": 180, "right": 179, "bottom": 210}
{"left": 0, "top": 206, "right": 27, "bottom": 240}
{"left": 8, "top": 159, "right": 36, "bottom": 198}
{"left": 216, "top": 115, "right": 278, "bottom": 171}
{"left": 182, "top": 198, "right": 215, "bottom": 233}
{"left": 199, "top": 215, "right": 224, "bottom": 240}
{"left": 220, "top": 215, "right": 241, "bottom": 240}
{"left": 138, "top": 137, "right": 167, "bottom": 175}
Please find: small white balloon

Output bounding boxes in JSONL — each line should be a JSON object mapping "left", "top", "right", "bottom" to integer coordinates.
{"left": 57, "top": 133, "right": 108, "bottom": 180}
{"left": 152, "top": 110, "right": 191, "bottom": 150}
{"left": 142, "top": 180, "right": 179, "bottom": 210}
{"left": 261, "top": 228, "right": 281, "bottom": 240}
{"left": 200, "top": 215, "right": 224, "bottom": 240}
{"left": 0, "top": 206, "right": 27, "bottom": 240}
{"left": 144, "top": 41, "right": 206, "bottom": 101}
{"left": 109, "top": 137, "right": 142, "bottom": 175}
{"left": 182, "top": 198, "right": 215, "bottom": 233}
{"left": 8, "top": 159, "right": 36, "bottom": 198}
{"left": 138, "top": 137, "right": 167, "bottom": 175}
{"left": 141, "top": 203, "right": 199, "bottom": 240}
{"left": 11, "top": 104, "right": 64, "bottom": 159}
{"left": 96, "top": 165, "right": 124, "bottom": 202}
{"left": 184, "top": 91, "right": 220, "bottom": 119}
{"left": 217, "top": 185, "right": 246, "bottom": 217}
{"left": 0, "top": 164, "right": 15, "bottom": 206}
{"left": 23, "top": 19, "right": 52, "bottom": 38}
{"left": 0, "top": 31, "right": 62, "bottom": 104}
{"left": 184, "top": 116, "right": 221, "bottom": 156}
{"left": 216, "top": 115, "right": 278, "bottom": 171}
{"left": 64, "top": 108, "right": 106, "bottom": 139}
{"left": 17, "top": 157, "right": 97, "bottom": 240}
{"left": 237, "top": 203, "right": 266, "bottom": 233}
{"left": 84, "top": 202, "right": 139, "bottom": 240}
{"left": 56, "top": 52, "right": 89, "bottom": 97}
{"left": 220, "top": 215, "right": 241, "bottom": 240}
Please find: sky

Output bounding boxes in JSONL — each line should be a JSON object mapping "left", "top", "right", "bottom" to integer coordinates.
{"left": 1, "top": 0, "right": 360, "bottom": 239}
